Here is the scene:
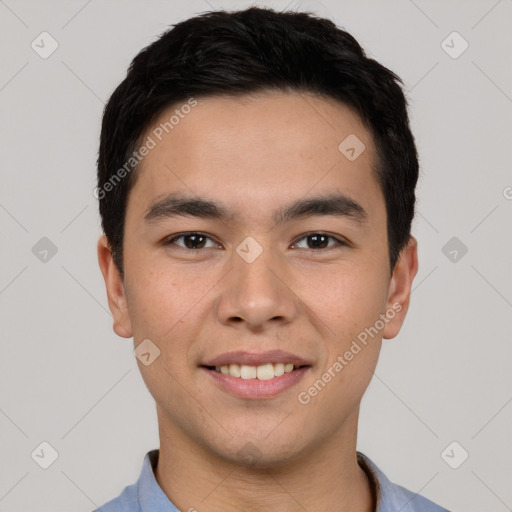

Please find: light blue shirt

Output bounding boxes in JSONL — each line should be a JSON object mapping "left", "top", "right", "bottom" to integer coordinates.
{"left": 94, "top": 449, "right": 450, "bottom": 512}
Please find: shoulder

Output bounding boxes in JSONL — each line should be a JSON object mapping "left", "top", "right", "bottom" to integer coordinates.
{"left": 357, "top": 452, "right": 451, "bottom": 512}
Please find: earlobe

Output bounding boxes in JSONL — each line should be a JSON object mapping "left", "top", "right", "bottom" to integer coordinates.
{"left": 97, "top": 235, "right": 133, "bottom": 338}
{"left": 382, "top": 236, "right": 419, "bottom": 340}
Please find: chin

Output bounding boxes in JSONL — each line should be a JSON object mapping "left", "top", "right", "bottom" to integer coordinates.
{"left": 212, "top": 436, "right": 306, "bottom": 470}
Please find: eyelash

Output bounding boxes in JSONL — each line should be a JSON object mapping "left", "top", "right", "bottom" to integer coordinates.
{"left": 162, "top": 232, "right": 348, "bottom": 251}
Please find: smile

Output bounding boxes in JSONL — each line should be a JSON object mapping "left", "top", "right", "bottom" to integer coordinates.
{"left": 202, "top": 365, "right": 311, "bottom": 399}
{"left": 200, "top": 350, "right": 312, "bottom": 399}
{"left": 210, "top": 363, "right": 303, "bottom": 380}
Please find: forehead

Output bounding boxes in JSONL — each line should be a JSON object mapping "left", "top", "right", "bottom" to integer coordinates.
{"left": 128, "top": 91, "right": 383, "bottom": 225}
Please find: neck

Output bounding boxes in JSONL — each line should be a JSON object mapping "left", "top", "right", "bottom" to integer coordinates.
{"left": 154, "top": 410, "right": 374, "bottom": 512}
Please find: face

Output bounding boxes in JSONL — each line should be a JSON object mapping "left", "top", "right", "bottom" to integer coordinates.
{"left": 98, "top": 91, "right": 418, "bottom": 467}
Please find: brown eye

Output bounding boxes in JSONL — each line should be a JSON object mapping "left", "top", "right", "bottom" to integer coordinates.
{"left": 164, "top": 233, "right": 219, "bottom": 250}
{"left": 293, "top": 233, "right": 345, "bottom": 250}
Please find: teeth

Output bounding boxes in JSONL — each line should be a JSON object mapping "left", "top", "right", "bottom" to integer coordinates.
{"left": 214, "top": 363, "right": 298, "bottom": 380}
{"left": 256, "top": 363, "right": 274, "bottom": 380}
{"left": 274, "top": 363, "right": 285, "bottom": 377}
{"left": 240, "top": 365, "right": 257, "bottom": 379}
{"left": 229, "top": 364, "right": 241, "bottom": 378}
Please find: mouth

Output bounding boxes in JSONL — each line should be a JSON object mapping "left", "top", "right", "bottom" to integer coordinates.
{"left": 202, "top": 362, "right": 309, "bottom": 380}
{"left": 200, "top": 351, "right": 312, "bottom": 399}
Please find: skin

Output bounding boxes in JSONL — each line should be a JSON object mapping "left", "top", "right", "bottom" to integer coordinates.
{"left": 98, "top": 91, "right": 418, "bottom": 512}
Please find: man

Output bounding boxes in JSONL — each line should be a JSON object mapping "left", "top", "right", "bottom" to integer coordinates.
{"left": 95, "top": 6, "right": 450, "bottom": 512}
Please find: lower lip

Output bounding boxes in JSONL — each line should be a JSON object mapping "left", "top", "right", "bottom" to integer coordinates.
{"left": 201, "top": 366, "right": 310, "bottom": 399}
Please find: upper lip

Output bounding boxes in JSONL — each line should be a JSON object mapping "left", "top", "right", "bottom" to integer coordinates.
{"left": 202, "top": 350, "right": 311, "bottom": 368}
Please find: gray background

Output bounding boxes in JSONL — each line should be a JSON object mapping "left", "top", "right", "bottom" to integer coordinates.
{"left": 0, "top": 0, "right": 511, "bottom": 510}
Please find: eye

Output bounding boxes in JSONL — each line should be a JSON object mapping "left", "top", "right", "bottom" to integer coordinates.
{"left": 162, "top": 232, "right": 347, "bottom": 251}
{"left": 163, "top": 232, "right": 221, "bottom": 250}
{"left": 292, "top": 233, "right": 346, "bottom": 250}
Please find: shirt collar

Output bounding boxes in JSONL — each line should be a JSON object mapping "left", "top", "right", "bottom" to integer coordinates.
{"left": 137, "top": 449, "right": 179, "bottom": 511}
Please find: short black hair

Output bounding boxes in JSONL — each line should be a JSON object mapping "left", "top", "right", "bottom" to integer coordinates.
{"left": 97, "top": 6, "right": 419, "bottom": 279}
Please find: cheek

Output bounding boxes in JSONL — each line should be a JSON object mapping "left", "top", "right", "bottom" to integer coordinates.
{"left": 299, "top": 261, "right": 388, "bottom": 336}
{"left": 127, "top": 268, "right": 203, "bottom": 408}
{"left": 297, "top": 260, "right": 388, "bottom": 400}
{"left": 124, "top": 260, "right": 218, "bottom": 395}
{"left": 124, "top": 258, "right": 207, "bottom": 341}
{"left": 125, "top": 274, "right": 171, "bottom": 340}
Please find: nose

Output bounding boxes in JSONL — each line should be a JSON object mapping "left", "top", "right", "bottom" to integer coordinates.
{"left": 216, "top": 241, "right": 299, "bottom": 332}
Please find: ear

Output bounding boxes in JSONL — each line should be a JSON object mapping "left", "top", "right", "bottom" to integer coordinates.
{"left": 382, "top": 235, "right": 419, "bottom": 340}
{"left": 97, "top": 234, "right": 133, "bottom": 338}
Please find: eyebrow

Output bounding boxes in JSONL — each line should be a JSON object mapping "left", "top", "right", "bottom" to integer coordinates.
{"left": 144, "top": 192, "right": 368, "bottom": 227}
